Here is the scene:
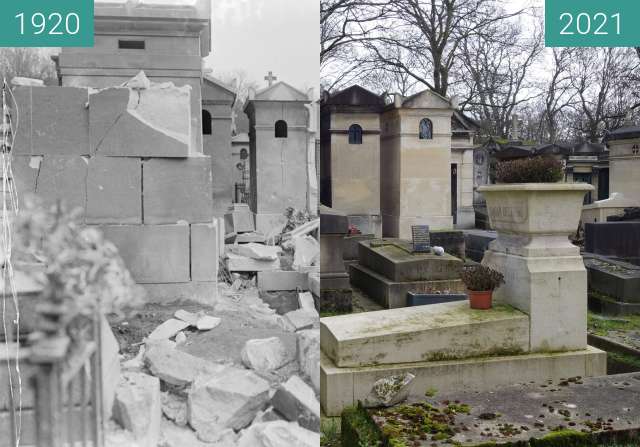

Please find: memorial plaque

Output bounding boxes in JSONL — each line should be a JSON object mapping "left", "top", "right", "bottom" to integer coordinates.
{"left": 411, "top": 225, "right": 431, "bottom": 253}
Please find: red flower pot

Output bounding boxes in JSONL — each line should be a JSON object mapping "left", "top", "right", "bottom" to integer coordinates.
{"left": 468, "top": 290, "right": 493, "bottom": 310}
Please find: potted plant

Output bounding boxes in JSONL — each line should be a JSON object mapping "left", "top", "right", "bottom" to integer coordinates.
{"left": 460, "top": 265, "right": 504, "bottom": 309}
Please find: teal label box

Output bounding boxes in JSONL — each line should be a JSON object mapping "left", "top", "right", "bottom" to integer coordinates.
{"left": 545, "top": 0, "right": 640, "bottom": 47}
{"left": 0, "top": 0, "right": 94, "bottom": 47}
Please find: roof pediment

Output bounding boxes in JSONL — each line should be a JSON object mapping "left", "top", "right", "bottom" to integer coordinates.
{"left": 203, "top": 75, "right": 236, "bottom": 103}
{"left": 324, "top": 85, "right": 384, "bottom": 108}
{"left": 253, "top": 82, "right": 309, "bottom": 102}
{"left": 400, "top": 89, "right": 452, "bottom": 110}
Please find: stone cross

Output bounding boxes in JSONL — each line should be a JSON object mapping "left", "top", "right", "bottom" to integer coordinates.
{"left": 264, "top": 71, "right": 277, "bottom": 87}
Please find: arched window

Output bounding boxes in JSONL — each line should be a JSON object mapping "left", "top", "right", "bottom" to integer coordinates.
{"left": 202, "top": 110, "right": 212, "bottom": 135}
{"left": 348, "top": 124, "right": 363, "bottom": 144}
{"left": 275, "top": 120, "right": 288, "bottom": 138}
{"left": 419, "top": 118, "right": 433, "bottom": 140}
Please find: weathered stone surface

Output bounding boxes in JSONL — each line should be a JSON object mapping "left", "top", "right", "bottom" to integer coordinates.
{"left": 174, "top": 309, "right": 200, "bottom": 326}
{"left": 141, "top": 282, "right": 217, "bottom": 305}
{"left": 321, "top": 301, "right": 529, "bottom": 368}
{"left": 293, "top": 236, "right": 320, "bottom": 270}
{"left": 298, "top": 292, "right": 316, "bottom": 311}
{"left": 321, "top": 346, "right": 607, "bottom": 417}
{"left": 113, "top": 372, "right": 161, "bottom": 447}
{"left": 100, "top": 224, "right": 190, "bottom": 283}
{"left": 585, "top": 222, "right": 640, "bottom": 262}
{"left": 86, "top": 156, "right": 141, "bottom": 224}
{"left": 145, "top": 344, "right": 226, "bottom": 388}
{"left": 236, "top": 421, "right": 319, "bottom": 447}
{"left": 29, "top": 87, "right": 90, "bottom": 155}
{"left": 102, "top": 317, "right": 122, "bottom": 419}
{"left": 271, "top": 376, "right": 320, "bottom": 432}
{"left": 175, "top": 332, "right": 187, "bottom": 345}
{"left": 282, "top": 309, "right": 317, "bottom": 332}
{"left": 230, "top": 243, "right": 282, "bottom": 261}
{"left": 241, "top": 337, "right": 293, "bottom": 372}
{"left": 143, "top": 158, "right": 213, "bottom": 224}
{"left": 161, "top": 392, "right": 187, "bottom": 427}
{"left": 297, "top": 330, "right": 320, "bottom": 393}
{"left": 196, "top": 315, "right": 221, "bottom": 331}
{"left": 191, "top": 222, "right": 219, "bottom": 281}
{"left": 585, "top": 255, "right": 640, "bottom": 303}
{"left": 363, "top": 373, "right": 415, "bottom": 408}
{"left": 226, "top": 253, "right": 280, "bottom": 272}
{"left": 36, "top": 156, "right": 88, "bottom": 215}
{"left": 464, "top": 229, "right": 496, "bottom": 263}
{"left": 148, "top": 319, "right": 190, "bottom": 341}
{"left": 359, "top": 239, "right": 463, "bottom": 282}
{"left": 90, "top": 83, "right": 191, "bottom": 157}
{"left": 224, "top": 203, "right": 255, "bottom": 233}
{"left": 188, "top": 368, "right": 270, "bottom": 441}
{"left": 159, "top": 421, "right": 237, "bottom": 447}
{"left": 253, "top": 407, "right": 286, "bottom": 424}
{"left": 9, "top": 156, "right": 39, "bottom": 204}
{"left": 257, "top": 271, "right": 308, "bottom": 291}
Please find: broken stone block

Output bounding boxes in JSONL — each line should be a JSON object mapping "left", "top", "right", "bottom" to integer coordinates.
{"left": 89, "top": 80, "right": 191, "bottom": 157}
{"left": 174, "top": 309, "right": 200, "bottom": 326}
{"left": 363, "top": 373, "right": 415, "bottom": 408}
{"left": 145, "top": 344, "right": 226, "bottom": 388}
{"left": 30, "top": 87, "right": 90, "bottom": 155}
{"left": 282, "top": 309, "right": 317, "bottom": 332}
{"left": 196, "top": 315, "right": 221, "bottom": 331}
{"left": 86, "top": 156, "right": 141, "bottom": 224}
{"left": 191, "top": 222, "right": 219, "bottom": 281}
{"left": 230, "top": 243, "right": 282, "bottom": 261}
{"left": 271, "top": 376, "right": 320, "bottom": 432}
{"left": 241, "top": 337, "right": 293, "bottom": 372}
{"left": 253, "top": 407, "right": 285, "bottom": 424}
{"left": 147, "top": 319, "right": 190, "bottom": 341}
{"left": 236, "top": 232, "right": 266, "bottom": 244}
{"left": 113, "top": 372, "right": 161, "bottom": 447}
{"left": 257, "top": 271, "right": 309, "bottom": 291}
{"left": 100, "top": 224, "right": 190, "bottom": 284}
{"left": 297, "top": 330, "right": 320, "bottom": 394}
{"left": 161, "top": 392, "right": 187, "bottom": 427}
{"left": 188, "top": 368, "right": 270, "bottom": 441}
{"left": 143, "top": 158, "right": 213, "bottom": 224}
{"left": 292, "top": 236, "right": 320, "bottom": 270}
{"left": 226, "top": 253, "right": 280, "bottom": 272}
{"left": 175, "top": 332, "right": 187, "bottom": 345}
{"left": 298, "top": 292, "right": 316, "bottom": 312}
{"left": 236, "top": 421, "right": 320, "bottom": 447}
{"left": 36, "top": 156, "right": 88, "bottom": 216}
{"left": 159, "top": 421, "right": 237, "bottom": 447}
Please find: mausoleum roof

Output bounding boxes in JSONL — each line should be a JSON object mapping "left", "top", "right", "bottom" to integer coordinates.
{"left": 252, "top": 82, "right": 310, "bottom": 102}
{"left": 322, "top": 85, "right": 385, "bottom": 110}
{"left": 603, "top": 126, "right": 640, "bottom": 142}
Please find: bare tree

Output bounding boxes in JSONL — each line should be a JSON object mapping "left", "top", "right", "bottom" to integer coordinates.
{"left": 541, "top": 48, "right": 577, "bottom": 142}
{"left": 458, "top": 19, "right": 543, "bottom": 138}
{"left": 0, "top": 48, "right": 57, "bottom": 84}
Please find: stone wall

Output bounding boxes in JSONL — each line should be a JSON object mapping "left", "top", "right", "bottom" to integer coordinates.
{"left": 12, "top": 85, "right": 218, "bottom": 303}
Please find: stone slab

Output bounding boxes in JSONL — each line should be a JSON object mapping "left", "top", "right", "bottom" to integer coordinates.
{"left": 191, "top": 222, "right": 219, "bottom": 282}
{"left": 320, "top": 346, "right": 607, "bottom": 416}
{"left": 359, "top": 239, "right": 463, "bottom": 282}
{"left": 585, "top": 256, "right": 640, "bottom": 303}
{"left": 143, "top": 158, "right": 213, "bottom": 224}
{"left": 14, "top": 86, "right": 90, "bottom": 156}
{"left": 321, "top": 301, "right": 529, "bottom": 368}
{"left": 141, "top": 282, "right": 217, "bottom": 305}
{"left": 90, "top": 87, "right": 191, "bottom": 157}
{"left": 100, "top": 224, "right": 190, "bottom": 284}
{"left": 350, "top": 263, "right": 465, "bottom": 309}
{"left": 36, "top": 156, "right": 88, "bottom": 215}
{"left": 585, "top": 222, "right": 640, "bottom": 261}
{"left": 225, "top": 204, "right": 255, "bottom": 234}
{"left": 588, "top": 291, "right": 640, "bottom": 316}
{"left": 226, "top": 253, "right": 280, "bottom": 272}
{"left": 430, "top": 230, "right": 465, "bottom": 260}
{"left": 257, "top": 271, "right": 309, "bottom": 291}
{"left": 464, "top": 230, "right": 497, "bottom": 262}
{"left": 343, "top": 234, "right": 376, "bottom": 261}
{"left": 86, "top": 156, "right": 142, "bottom": 224}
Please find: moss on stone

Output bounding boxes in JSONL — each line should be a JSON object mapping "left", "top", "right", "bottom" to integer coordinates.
{"left": 340, "top": 405, "right": 383, "bottom": 447}
{"left": 531, "top": 429, "right": 593, "bottom": 447}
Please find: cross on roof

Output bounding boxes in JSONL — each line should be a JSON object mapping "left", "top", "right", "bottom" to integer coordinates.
{"left": 264, "top": 71, "right": 277, "bottom": 87}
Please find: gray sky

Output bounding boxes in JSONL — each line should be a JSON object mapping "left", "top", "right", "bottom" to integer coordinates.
{"left": 205, "top": 0, "right": 319, "bottom": 95}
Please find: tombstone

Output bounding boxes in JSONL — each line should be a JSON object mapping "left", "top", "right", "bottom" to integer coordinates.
{"left": 585, "top": 222, "right": 640, "bottom": 265}
{"left": 319, "top": 206, "right": 352, "bottom": 313}
{"left": 603, "top": 126, "right": 640, "bottom": 205}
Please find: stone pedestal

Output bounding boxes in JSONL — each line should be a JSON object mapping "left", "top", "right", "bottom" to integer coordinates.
{"left": 479, "top": 183, "right": 594, "bottom": 352}
{"left": 320, "top": 206, "right": 352, "bottom": 312}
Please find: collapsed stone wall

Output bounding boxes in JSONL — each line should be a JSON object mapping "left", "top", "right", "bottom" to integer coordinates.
{"left": 11, "top": 81, "right": 218, "bottom": 303}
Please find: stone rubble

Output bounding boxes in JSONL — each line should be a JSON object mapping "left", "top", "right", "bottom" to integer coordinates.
{"left": 241, "top": 337, "right": 294, "bottom": 372}
{"left": 112, "top": 372, "right": 161, "bottom": 447}
{"left": 147, "top": 318, "right": 190, "bottom": 341}
{"left": 297, "top": 330, "right": 320, "bottom": 393}
{"left": 364, "top": 373, "right": 416, "bottom": 408}
{"left": 161, "top": 392, "right": 188, "bottom": 427}
{"left": 270, "top": 375, "right": 321, "bottom": 432}
{"left": 145, "top": 343, "right": 227, "bottom": 388}
{"left": 236, "top": 421, "right": 320, "bottom": 447}
{"left": 196, "top": 315, "right": 222, "bottom": 331}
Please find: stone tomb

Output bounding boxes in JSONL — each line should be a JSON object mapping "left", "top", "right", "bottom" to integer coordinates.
{"left": 320, "top": 206, "right": 353, "bottom": 313}
{"left": 584, "top": 254, "right": 640, "bottom": 315}
{"left": 350, "top": 239, "right": 464, "bottom": 308}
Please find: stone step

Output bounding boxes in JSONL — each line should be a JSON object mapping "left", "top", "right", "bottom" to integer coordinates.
{"left": 349, "top": 263, "right": 465, "bottom": 309}
{"left": 320, "top": 346, "right": 607, "bottom": 416}
{"left": 358, "top": 238, "right": 463, "bottom": 282}
{"left": 320, "top": 301, "right": 530, "bottom": 368}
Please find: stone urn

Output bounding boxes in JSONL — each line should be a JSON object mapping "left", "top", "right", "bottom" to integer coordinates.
{"left": 478, "top": 183, "right": 593, "bottom": 352}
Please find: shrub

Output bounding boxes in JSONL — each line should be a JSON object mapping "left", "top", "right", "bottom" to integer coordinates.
{"left": 461, "top": 265, "right": 505, "bottom": 291}
{"left": 495, "top": 156, "right": 564, "bottom": 183}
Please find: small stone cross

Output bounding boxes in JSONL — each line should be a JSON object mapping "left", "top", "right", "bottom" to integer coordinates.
{"left": 264, "top": 71, "right": 277, "bottom": 87}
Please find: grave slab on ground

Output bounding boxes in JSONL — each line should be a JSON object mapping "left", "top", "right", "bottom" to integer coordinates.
{"left": 321, "top": 301, "right": 529, "bottom": 367}
{"left": 585, "top": 254, "right": 640, "bottom": 316}
{"left": 350, "top": 238, "right": 465, "bottom": 308}
{"left": 343, "top": 372, "right": 640, "bottom": 446}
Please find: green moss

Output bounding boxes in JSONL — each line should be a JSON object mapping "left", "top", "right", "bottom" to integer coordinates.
{"left": 608, "top": 351, "right": 640, "bottom": 370}
{"left": 341, "top": 405, "right": 383, "bottom": 447}
{"left": 587, "top": 311, "right": 640, "bottom": 336}
{"left": 531, "top": 429, "right": 593, "bottom": 447}
{"left": 424, "top": 387, "right": 438, "bottom": 397}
